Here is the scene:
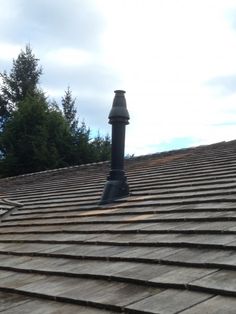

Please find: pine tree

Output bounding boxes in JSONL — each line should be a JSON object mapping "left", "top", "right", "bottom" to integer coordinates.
{"left": 90, "top": 132, "right": 111, "bottom": 162}
{"left": 0, "top": 46, "right": 73, "bottom": 177}
{"left": 1, "top": 45, "right": 42, "bottom": 106}
{"left": 0, "top": 44, "right": 112, "bottom": 177}
{"left": 0, "top": 95, "right": 9, "bottom": 129}
{"left": 61, "top": 87, "right": 78, "bottom": 133}
{"left": 0, "top": 45, "right": 42, "bottom": 128}
{"left": 0, "top": 93, "right": 72, "bottom": 176}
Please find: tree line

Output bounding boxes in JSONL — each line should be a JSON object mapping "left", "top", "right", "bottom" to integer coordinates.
{"left": 0, "top": 45, "right": 111, "bottom": 177}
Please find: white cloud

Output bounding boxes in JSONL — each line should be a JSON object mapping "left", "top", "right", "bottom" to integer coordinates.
{"left": 94, "top": 0, "right": 236, "bottom": 154}
{"left": 2, "top": 0, "right": 236, "bottom": 156}
{"left": 0, "top": 42, "right": 21, "bottom": 61}
{"left": 44, "top": 48, "right": 92, "bottom": 67}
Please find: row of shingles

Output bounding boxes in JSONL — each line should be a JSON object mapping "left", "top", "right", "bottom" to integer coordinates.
{"left": 0, "top": 189, "right": 166, "bottom": 310}
{"left": 0, "top": 154, "right": 184, "bottom": 313}
{"left": 5, "top": 178, "right": 236, "bottom": 218}
{"left": 122, "top": 142, "right": 236, "bottom": 246}
{"left": 2, "top": 142, "right": 236, "bottom": 240}
{"left": 3, "top": 167, "right": 105, "bottom": 211}
{"left": 5, "top": 202, "right": 236, "bottom": 226}
{"left": 128, "top": 146, "right": 236, "bottom": 187}
{"left": 0, "top": 265, "right": 233, "bottom": 314}
{"left": 6, "top": 148, "right": 236, "bottom": 199}
{"left": 0, "top": 226, "right": 230, "bottom": 304}
{"left": 0, "top": 164, "right": 140, "bottom": 312}
{"left": 0, "top": 239, "right": 168, "bottom": 313}
{"left": 0, "top": 153, "right": 210, "bottom": 201}
{"left": 3, "top": 143, "right": 235, "bottom": 203}
{"left": 0, "top": 191, "right": 225, "bottom": 310}
{"left": 124, "top": 143, "right": 236, "bottom": 204}
{"left": 62, "top": 142, "right": 236, "bottom": 304}
{"left": 17, "top": 142, "right": 236, "bottom": 199}
{"left": 128, "top": 163, "right": 236, "bottom": 189}
{"left": 2, "top": 140, "right": 235, "bottom": 197}
{"left": 0, "top": 164, "right": 107, "bottom": 214}
{"left": 6, "top": 168, "right": 236, "bottom": 208}
{"left": 0, "top": 153, "right": 190, "bottom": 215}
{"left": 0, "top": 142, "right": 234, "bottom": 213}
{"left": 1, "top": 212, "right": 236, "bottom": 236}
{"left": 4, "top": 146, "right": 236, "bottom": 216}
{"left": 125, "top": 140, "right": 236, "bottom": 173}
{"left": 0, "top": 143, "right": 235, "bottom": 312}
{"left": 0, "top": 234, "right": 236, "bottom": 314}
{"left": 2, "top": 207, "right": 236, "bottom": 232}
{"left": 127, "top": 144, "right": 236, "bottom": 196}
{"left": 2, "top": 162, "right": 108, "bottom": 196}
{"left": 6, "top": 173, "right": 236, "bottom": 217}
{"left": 0, "top": 268, "right": 213, "bottom": 314}
{"left": 126, "top": 142, "right": 236, "bottom": 175}
{"left": 0, "top": 249, "right": 217, "bottom": 313}
{"left": 0, "top": 290, "right": 115, "bottom": 314}
{"left": 0, "top": 204, "right": 236, "bottom": 233}
{"left": 1, "top": 226, "right": 236, "bottom": 261}
{"left": 0, "top": 147, "right": 234, "bottom": 312}
{"left": 124, "top": 141, "right": 236, "bottom": 309}
{"left": 0, "top": 152, "right": 110, "bottom": 231}
{"left": 1, "top": 203, "right": 235, "bottom": 234}
{"left": 2, "top": 165, "right": 107, "bottom": 215}
{"left": 2, "top": 142, "right": 236, "bottom": 238}
{"left": 170, "top": 143, "right": 236, "bottom": 312}
{"left": 0, "top": 190, "right": 227, "bottom": 312}
{"left": 94, "top": 141, "right": 236, "bottom": 312}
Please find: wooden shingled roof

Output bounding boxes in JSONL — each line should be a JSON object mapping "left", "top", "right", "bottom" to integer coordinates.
{"left": 1, "top": 140, "right": 236, "bottom": 313}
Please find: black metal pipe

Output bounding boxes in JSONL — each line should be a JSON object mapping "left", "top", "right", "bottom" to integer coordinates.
{"left": 111, "top": 122, "right": 126, "bottom": 172}
{"left": 99, "top": 90, "right": 130, "bottom": 205}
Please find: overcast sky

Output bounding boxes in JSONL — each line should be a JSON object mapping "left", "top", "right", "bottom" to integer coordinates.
{"left": 1, "top": 0, "right": 236, "bottom": 155}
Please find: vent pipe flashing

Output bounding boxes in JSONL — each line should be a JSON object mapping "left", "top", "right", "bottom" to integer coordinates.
{"left": 99, "top": 90, "right": 130, "bottom": 205}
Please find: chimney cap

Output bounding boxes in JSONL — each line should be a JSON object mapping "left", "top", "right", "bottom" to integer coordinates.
{"left": 108, "top": 90, "right": 130, "bottom": 123}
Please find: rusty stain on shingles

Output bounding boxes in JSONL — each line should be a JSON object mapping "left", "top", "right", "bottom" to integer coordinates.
{"left": 122, "top": 214, "right": 155, "bottom": 222}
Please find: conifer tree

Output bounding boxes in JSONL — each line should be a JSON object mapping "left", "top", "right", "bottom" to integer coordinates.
{"left": 0, "top": 93, "right": 72, "bottom": 176}
{"left": 0, "top": 44, "right": 112, "bottom": 177}
{"left": 62, "top": 87, "right": 78, "bottom": 133}
{"left": 0, "top": 45, "right": 42, "bottom": 125}
{"left": 90, "top": 132, "right": 111, "bottom": 162}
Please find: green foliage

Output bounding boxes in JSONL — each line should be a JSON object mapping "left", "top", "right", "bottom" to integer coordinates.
{"left": 90, "top": 132, "right": 111, "bottom": 162}
{"left": 62, "top": 87, "right": 77, "bottom": 133}
{"left": 0, "top": 45, "right": 42, "bottom": 126}
{"left": 0, "top": 95, "right": 9, "bottom": 129}
{"left": 0, "top": 45, "right": 111, "bottom": 178}
{"left": 0, "top": 93, "right": 72, "bottom": 176}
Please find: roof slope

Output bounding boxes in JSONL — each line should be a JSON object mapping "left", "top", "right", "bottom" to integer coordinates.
{"left": 1, "top": 140, "right": 236, "bottom": 313}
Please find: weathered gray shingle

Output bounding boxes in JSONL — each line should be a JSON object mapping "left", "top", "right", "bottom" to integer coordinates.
{"left": 0, "top": 140, "right": 236, "bottom": 313}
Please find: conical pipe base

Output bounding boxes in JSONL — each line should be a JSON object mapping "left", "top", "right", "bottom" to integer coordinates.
{"left": 99, "top": 180, "right": 129, "bottom": 205}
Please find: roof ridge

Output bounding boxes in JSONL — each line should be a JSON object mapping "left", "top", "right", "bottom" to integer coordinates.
{"left": 0, "top": 160, "right": 110, "bottom": 181}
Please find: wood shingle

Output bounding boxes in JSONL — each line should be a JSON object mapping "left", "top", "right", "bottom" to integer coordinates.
{"left": 1, "top": 140, "right": 236, "bottom": 313}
